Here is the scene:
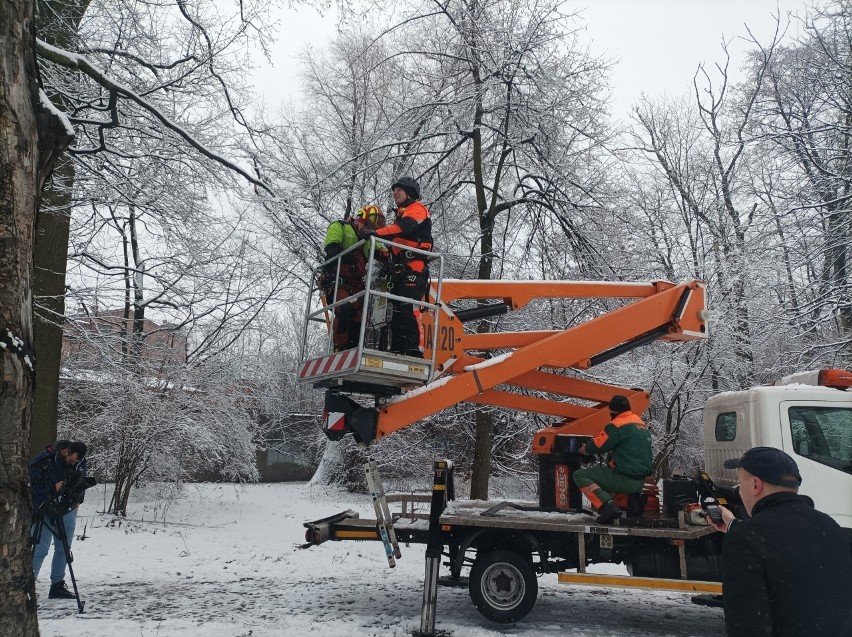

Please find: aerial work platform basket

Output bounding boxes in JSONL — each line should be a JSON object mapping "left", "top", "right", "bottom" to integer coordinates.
{"left": 297, "top": 236, "right": 445, "bottom": 394}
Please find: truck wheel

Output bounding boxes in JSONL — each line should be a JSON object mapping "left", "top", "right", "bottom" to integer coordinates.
{"left": 469, "top": 550, "right": 537, "bottom": 623}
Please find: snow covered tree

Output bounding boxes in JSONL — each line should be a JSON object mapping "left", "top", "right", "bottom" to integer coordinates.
{"left": 614, "top": 5, "right": 852, "bottom": 469}
{"left": 748, "top": 3, "right": 852, "bottom": 363}
{"left": 29, "top": 0, "right": 277, "bottom": 455}
{"left": 59, "top": 348, "right": 261, "bottom": 515}
{"left": 56, "top": 173, "right": 293, "bottom": 513}
{"left": 405, "top": 0, "right": 613, "bottom": 500}
{"left": 628, "top": 34, "right": 782, "bottom": 392}
{"left": 266, "top": 1, "right": 614, "bottom": 499}
{"left": 0, "top": 0, "right": 73, "bottom": 631}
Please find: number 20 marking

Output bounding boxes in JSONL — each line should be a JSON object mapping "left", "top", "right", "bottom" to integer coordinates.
{"left": 426, "top": 325, "right": 456, "bottom": 351}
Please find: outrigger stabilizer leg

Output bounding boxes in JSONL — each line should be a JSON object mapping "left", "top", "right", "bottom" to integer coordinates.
{"left": 413, "top": 459, "right": 454, "bottom": 637}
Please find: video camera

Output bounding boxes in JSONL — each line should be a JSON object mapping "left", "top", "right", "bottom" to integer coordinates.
{"left": 56, "top": 470, "right": 97, "bottom": 515}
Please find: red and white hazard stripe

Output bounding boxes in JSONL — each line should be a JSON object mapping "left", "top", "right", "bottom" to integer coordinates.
{"left": 324, "top": 411, "right": 346, "bottom": 434}
{"left": 298, "top": 349, "right": 359, "bottom": 379}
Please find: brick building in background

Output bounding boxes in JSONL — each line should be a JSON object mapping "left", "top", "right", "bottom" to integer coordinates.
{"left": 60, "top": 308, "right": 316, "bottom": 482}
{"left": 62, "top": 308, "right": 187, "bottom": 370}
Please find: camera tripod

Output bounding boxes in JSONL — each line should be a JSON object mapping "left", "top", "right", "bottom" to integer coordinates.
{"left": 31, "top": 493, "right": 85, "bottom": 614}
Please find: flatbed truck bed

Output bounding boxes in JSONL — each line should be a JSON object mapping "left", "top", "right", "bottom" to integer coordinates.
{"left": 304, "top": 490, "right": 723, "bottom": 625}
{"left": 311, "top": 497, "right": 717, "bottom": 542}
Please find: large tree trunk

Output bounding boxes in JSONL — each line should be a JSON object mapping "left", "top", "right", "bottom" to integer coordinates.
{"left": 1, "top": 0, "right": 73, "bottom": 631}
{"left": 468, "top": 235, "right": 497, "bottom": 498}
{"left": 470, "top": 407, "right": 494, "bottom": 500}
{"left": 0, "top": 3, "right": 43, "bottom": 633}
{"left": 29, "top": 0, "right": 88, "bottom": 455}
{"left": 466, "top": 61, "right": 497, "bottom": 500}
{"left": 30, "top": 159, "right": 73, "bottom": 453}
{"left": 468, "top": 243, "right": 498, "bottom": 498}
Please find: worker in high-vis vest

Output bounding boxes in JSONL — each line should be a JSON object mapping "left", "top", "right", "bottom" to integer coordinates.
{"left": 320, "top": 205, "right": 386, "bottom": 351}
{"left": 359, "top": 177, "right": 432, "bottom": 358}
{"left": 573, "top": 395, "right": 652, "bottom": 524}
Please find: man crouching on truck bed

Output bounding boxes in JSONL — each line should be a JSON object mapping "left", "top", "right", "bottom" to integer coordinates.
{"left": 709, "top": 447, "right": 852, "bottom": 637}
{"left": 574, "top": 395, "right": 652, "bottom": 524}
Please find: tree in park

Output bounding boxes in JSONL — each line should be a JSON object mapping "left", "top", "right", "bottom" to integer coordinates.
{"left": 1, "top": 0, "right": 74, "bottom": 632}
{"left": 59, "top": 138, "right": 291, "bottom": 514}
{"left": 3, "top": 0, "right": 287, "bottom": 625}
{"left": 29, "top": 0, "right": 277, "bottom": 454}
{"left": 628, "top": 26, "right": 785, "bottom": 392}
{"left": 749, "top": 3, "right": 852, "bottom": 357}
{"left": 268, "top": 1, "right": 614, "bottom": 498}
{"left": 430, "top": 0, "right": 609, "bottom": 499}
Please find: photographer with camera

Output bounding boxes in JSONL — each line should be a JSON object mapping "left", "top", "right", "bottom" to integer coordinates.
{"left": 30, "top": 439, "right": 90, "bottom": 601}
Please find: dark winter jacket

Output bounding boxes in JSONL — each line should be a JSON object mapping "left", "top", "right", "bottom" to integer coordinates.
{"left": 29, "top": 447, "right": 89, "bottom": 516}
{"left": 722, "top": 491, "right": 852, "bottom": 637}
{"left": 583, "top": 411, "right": 652, "bottom": 479}
{"left": 29, "top": 446, "right": 64, "bottom": 512}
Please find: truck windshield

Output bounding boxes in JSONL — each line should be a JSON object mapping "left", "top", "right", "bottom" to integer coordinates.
{"left": 788, "top": 406, "right": 852, "bottom": 474}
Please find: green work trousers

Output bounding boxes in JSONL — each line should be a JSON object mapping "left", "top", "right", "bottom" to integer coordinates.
{"left": 573, "top": 465, "right": 645, "bottom": 509}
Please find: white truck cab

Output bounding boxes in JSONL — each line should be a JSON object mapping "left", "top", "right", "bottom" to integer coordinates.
{"left": 703, "top": 369, "right": 852, "bottom": 529}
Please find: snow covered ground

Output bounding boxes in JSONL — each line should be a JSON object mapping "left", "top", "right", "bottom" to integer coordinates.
{"left": 36, "top": 482, "right": 725, "bottom": 636}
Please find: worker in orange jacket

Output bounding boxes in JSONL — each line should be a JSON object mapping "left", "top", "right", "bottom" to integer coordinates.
{"left": 573, "top": 395, "right": 652, "bottom": 524}
{"left": 359, "top": 177, "right": 432, "bottom": 357}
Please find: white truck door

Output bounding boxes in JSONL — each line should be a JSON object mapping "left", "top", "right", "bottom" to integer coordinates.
{"left": 778, "top": 400, "right": 852, "bottom": 530}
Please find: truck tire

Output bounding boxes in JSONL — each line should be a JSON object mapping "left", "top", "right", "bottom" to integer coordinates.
{"left": 469, "top": 550, "right": 537, "bottom": 623}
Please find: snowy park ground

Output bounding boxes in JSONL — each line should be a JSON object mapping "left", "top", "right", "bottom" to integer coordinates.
{"left": 36, "top": 482, "right": 725, "bottom": 636}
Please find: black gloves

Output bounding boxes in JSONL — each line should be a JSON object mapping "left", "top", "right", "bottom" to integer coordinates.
{"left": 324, "top": 244, "right": 343, "bottom": 261}
{"left": 325, "top": 243, "right": 355, "bottom": 265}
{"left": 360, "top": 229, "right": 378, "bottom": 240}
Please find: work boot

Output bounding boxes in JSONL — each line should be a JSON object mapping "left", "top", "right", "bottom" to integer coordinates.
{"left": 595, "top": 500, "right": 622, "bottom": 525}
{"left": 48, "top": 580, "right": 76, "bottom": 599}
{"left": 404, "top": 349, "right": 424, "bottom": 359}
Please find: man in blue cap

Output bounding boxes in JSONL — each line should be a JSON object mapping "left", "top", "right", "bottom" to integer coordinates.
{"left": 708, "top": 446, "right": 852, "bottom": 636}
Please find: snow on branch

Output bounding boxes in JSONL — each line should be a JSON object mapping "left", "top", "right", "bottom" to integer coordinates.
{"left": 39, "top": 89, "right": 75, "bottom": 138}
{"left": 35, "top": 39, "right": 274, "bottom": 195}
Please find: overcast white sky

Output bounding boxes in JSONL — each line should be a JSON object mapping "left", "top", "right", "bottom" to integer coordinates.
{"left": 251, "top": 0, "right": 812, "bottom": 120}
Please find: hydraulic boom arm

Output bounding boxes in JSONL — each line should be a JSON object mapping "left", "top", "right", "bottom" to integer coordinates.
{"left": 323, "top": 279, "right": 707, "bottom": 454}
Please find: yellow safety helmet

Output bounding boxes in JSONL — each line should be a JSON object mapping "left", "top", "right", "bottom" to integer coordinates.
{"left": 354, "top": 204, "right": 386, "bottom": 228}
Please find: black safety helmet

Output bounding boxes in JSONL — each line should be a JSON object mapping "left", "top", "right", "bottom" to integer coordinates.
{"left": 391, "top": 176, "right": 420, "bottom": 201}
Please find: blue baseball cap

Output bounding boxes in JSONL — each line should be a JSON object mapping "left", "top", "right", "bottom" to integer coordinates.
{"left": 724, "top": 447, "right": 802, "bottom": 488}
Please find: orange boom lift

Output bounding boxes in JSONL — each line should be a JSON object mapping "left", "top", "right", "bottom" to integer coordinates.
{"left": 298, "top": 251, "right": 707, "bottom": 510}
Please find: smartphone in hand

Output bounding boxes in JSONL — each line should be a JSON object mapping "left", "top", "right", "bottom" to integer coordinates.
{"left": 702, "top": 497, "right": 724, "bottom": 524}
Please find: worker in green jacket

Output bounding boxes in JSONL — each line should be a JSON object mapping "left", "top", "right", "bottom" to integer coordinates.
{"left": 320, "top": 205, "right": 385, "bottom": 351}
{"left": 573, "top": 395, "right": 652, "bottom": 524}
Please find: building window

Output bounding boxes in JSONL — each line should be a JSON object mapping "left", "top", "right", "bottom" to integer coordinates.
{"left": 715, "top": 412, "right": 737, "bottom": 441}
